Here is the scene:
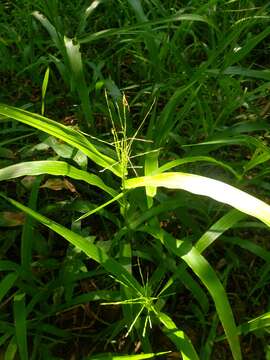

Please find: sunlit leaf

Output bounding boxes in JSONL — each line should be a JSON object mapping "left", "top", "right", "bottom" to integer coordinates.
{"left": 125, "top": 172, "right": 270, "bottom": 227}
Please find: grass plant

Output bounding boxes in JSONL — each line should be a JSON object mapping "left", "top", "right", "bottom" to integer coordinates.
{"left": 0, "top": 1, "right": 270, "bottom": 359}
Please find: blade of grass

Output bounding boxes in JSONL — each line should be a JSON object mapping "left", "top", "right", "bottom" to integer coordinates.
{"left": 157, "top": 311, "right": 199, "bottom": 360}
{"left": 183, "top": 135, "right": 270, "bottom": 153}
{"left": 13, "top": 293, "right": 28, "bottom": 360}
{"left": 149, "top": 227, "right": 242, "bottom": 360}
{"left": 64, "top": 37, "right": 93, "bottom": 125}
{"left": 157, "top": 156, "right": 240, "bottom": 179}
{"left": 32, "top": 11, "right": 64, "bottom": 52}
{"left": 77, "top": 0, "right": 103, "bottom": 35}
{"left": 33, "top": 10, "right": 93, "bottom": 126}
{"left": 4, "top": 336, "right": 17, "bottom": 360}
{"left": 0, "top": 273, "right": 17, "bottom": 303}
{"left": 75, "top": 192, "right": 124, "bottom": 222}
{"left": 41, "top": 67, "right": 50, "bottom": 116}
{"left": 144, "top": 151, "right": 159, "bottom": 208}
{"left": 244, "top": 151, "right": 270, "bottom": 173}
{"left": 0, "top": 105, "right": 121, "bottom": 177}
{"left": 217, "top": 311, "right": 270, "bottom": 341}
{"left": 86, "top": 351, "right": 171, "bottom": 360}
{"left": 0, "top": 132, "right": 37, "bottom": 147}
{"left": 200, "top": 265, "right": 232, "bottom": 360}
{"left": 222, "top": 236, "right": 270, "bottom": 263}
{"left": 0, "top": 194, "right": 142, "bottom": 295}
{"left": 1, "top": 334, "right": 12, "bottom": 348}
{"left": 195, "top": 210, "right": 247, "bottom": 253}
{"left": 224, "top": 26, "right": 270, "bottom": 68}
{"left": 21, "top": 176, "right": 42, "bottom": 269}
{"left": 78, "top": 13, "right": 214, "bottom": 44}
{"left": 238, "top": 312, "right": 270, "bottom": 336}
{"left": 200, "top": 314, "right": 219, "bottom": 360}
{"left": 155, "top": 84, "right": 201, "bottom": 146}
{"left": 0, "top": 261, "right": 20, "bottom": 272}
{"left": 173, "top": 265, "right": 209, "bottom": 314}
{"left": 127, "top": 0, "right": 160, "bottom": 80}
{"left": 207, "top": 66, "right": 270, "bottom": 81}
{"left": 125, "top": 172, "right": 270, "bottom": 227}
{"left": 0, "top": 160, "right": 118, "bottom": 197}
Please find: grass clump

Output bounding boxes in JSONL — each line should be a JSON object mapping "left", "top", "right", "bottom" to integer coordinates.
{"left": 0, "top": 1, "right": 270, "bottom": 359}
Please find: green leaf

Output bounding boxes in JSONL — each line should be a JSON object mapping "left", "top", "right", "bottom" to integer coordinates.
{"left": 78, "top": 14, "right": 213, "bottom": 44}
{"left": 77, "top": 0, "right": 103, "bottom": 34}
{"left": 4, "top": 336, "right": 17, "bottom": 360}
{"left": 149, "top": 228, "right": 242, "bottom": 360}
{"left": 64, "top": 37, "right": 93, "bottom": 125}
{"left": 127, "top": 0, "right": 160, "bottom": 80}
{"left": 87, "top": 351, "right": 170, "bottom": 360}
{"left": 157, "top": 156, "right": 240, "bottom": 179}
{"left": 128, "top": 0, "right": 147, "bottom": 22}
{"left": 41, "top": 67, "right": 50, "bottom": 116}
{"left": 238, "top": 312, "right": 270, "bottom": 336}
{"left": 222, "top": 236, "right": 270, "bottom": 263}
{"left": 0, "top": 160, "right": 117, "bottom": 197}
{"left": 225, "top": 26, "right": 270, "bottom": 67}
{"left": 75, "top": 192, "right": 124, "bottom": 222}
{"left": 32, "top": 11, "right": 63, "bottom": 51}
{"left": 195, "top": 210, "right": 246, "bottom": 253}
{"left": 217, "top": 311, "right": 270, "bottom": 341}
{"left": 144, "top": 151, "right": 159, "bottom": 207}
{"left": 21, "top": 176, "right": 42, "bottom": 268}
{"left": 125, "top": 172, "right": 270, "bottom": 227}
{"left": 0, "top": 273, "right": 17, "bottom": 303}
{"left": 0, "top": 194, "right": 142, "bottom": 295}
{"left": 0, "top": 105, "right": 121, "bottom": 177}
{"left": 183, "top": 135, "right": 270, "bottom": 153}
{"left": 208, "top": 66, "right": 270, "bottom": 81}
{"left": 157, "top": 311, "right": 199, "bottom": 360}
{"left": 13, "top": 293, "right": 28, "bottom": 360}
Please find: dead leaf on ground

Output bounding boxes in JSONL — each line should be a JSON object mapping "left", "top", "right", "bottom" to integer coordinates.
{"left": 0, "top": 211, "right": 25, "bottom": 226}
{"left": 41, "top": 178, "right": 77, "bottom": 192}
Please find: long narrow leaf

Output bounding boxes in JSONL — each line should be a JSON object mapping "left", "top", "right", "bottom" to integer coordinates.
{"left": 0, "top": 273, "right": 17, "bottom": 303}
{"left": 0, "top": 160, "right": 117, "bottom": 197}
{"left": 222, "top": 236, "right": 270, "bottom": 263}
{"left": 76, "top": 192, "right": 124, "bottom": 221}
{"left": 21, "top": 176, "right": 42, "bottom": 268}
{"left": 157, "top": 311, "right": 199, "bottom": 360}
{"left": 157, "top": 156, "right": 240, "bottom": 179}
{"left": 225, "top": 26, "right": 270, "bottom": 67}
{"left": 13, "top": 293, "right": 28, "bottom": 360}
{"left": 237, "top": 312, "right": 270, "bottom": 336}
{"left": 195, "top": 210, "right": 246, "bottom": 253}
{"left": 64, "top": 37, "right": 93, "bottom": 125}
{"left": 41, "top": 67, "right": 50, "bottom": 116}
{"left": 77, "top": 0, "right": 103, "bottom": 34}
{"left": 125, "top": 172, "right": 270, "bottom": 227}
{"left": 217, "top": 311, "right": 270, "bottom": 341}
{"left": 149, "top": 228, "right": 242, "bottom": 360}
{"left": 0, "top": 105, "right": 121, "bottom": 177}
{"left": 4, "top": 336, "right": 17, "bottom": 360}
{"left": 0, "top": 194, "right": 142, "bottom": 295}
{"left": 78, "top": 14, "right": 213, "bottom": 44}
{"left": 87, "top": 351, "right": 170, "bottom": 360}
{"left": 32, "top": 11, "right": 63, "bottom": 51}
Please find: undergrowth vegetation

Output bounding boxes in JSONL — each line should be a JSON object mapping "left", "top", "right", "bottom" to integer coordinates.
{"left": 0, "top": 1, "right": 270, "bottom": 359}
